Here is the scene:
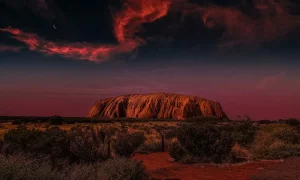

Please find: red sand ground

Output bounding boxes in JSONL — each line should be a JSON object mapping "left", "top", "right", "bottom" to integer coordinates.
{"left": 134, "top": 152, "right": 281, "bottom": 180}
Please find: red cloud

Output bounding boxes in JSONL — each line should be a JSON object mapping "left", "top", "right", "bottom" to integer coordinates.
{"left": 195, "top": 0, "right": 300, "bottom": 49}
{"left": 114, "top": 0, "right": 171, "bottom": 44}
{"left": 0, "top": 27, "right": 126, "bottom": 62}
{"left": 170, "top": 0, "right": 300, "bottom": 50}
{"left": 1, "top": 0, "right": 299, "bottom": 61}
{"left": 0, "top": 0, "right": 171, "bottom": 62}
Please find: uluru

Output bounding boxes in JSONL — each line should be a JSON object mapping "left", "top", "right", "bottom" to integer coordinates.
{"left": 88, "top": 93, "right": 228, "bottom": 120}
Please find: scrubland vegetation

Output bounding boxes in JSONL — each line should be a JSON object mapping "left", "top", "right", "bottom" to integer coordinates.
{"left": 0, "top": 116, "right": 299, "bottom": 179}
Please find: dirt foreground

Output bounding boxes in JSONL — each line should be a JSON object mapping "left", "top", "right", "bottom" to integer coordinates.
{"left": 251, "top": 157, "right": 300, "bottom": 180}
{"left": 134, "top": 152, "right": 281, "bottom": 180}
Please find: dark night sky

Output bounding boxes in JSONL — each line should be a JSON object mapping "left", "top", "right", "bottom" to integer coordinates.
{"left": 1, "top": 0, "right": 300, "bottom": 120}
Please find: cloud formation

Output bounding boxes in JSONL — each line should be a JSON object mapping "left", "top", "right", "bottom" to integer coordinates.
{"left": 0, "top": 27, "right": 139, "bottom": 62}
{"left": 257, "top": 72, "right": 287, "bottom": 90}
{"left": 0, "top": 0, "right": 171, "bottom": 62}
{"left": 1, "top": 0, "right": 299, "bottom": 62}
{"left": 190, "top": 0, "right": 300, "bottom": 48}
{"left": 2, "top": 0, "right": 55, "bottom": 20}
{"left": 0, "top": 44, "right": 23, "bottom": 52}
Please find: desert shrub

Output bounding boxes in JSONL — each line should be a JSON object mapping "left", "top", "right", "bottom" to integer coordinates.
{"left": 279, "top": 118, "right": 300, "bottom": 126}
{"left": 0, "top": 154, "right": 149, "bottom": 180}
{"left": 2, "top": 126, "right": 71, "bottom": 164}
{"left": 0, "top": 139, "right": 3, "bottom": 152}
{"left": 151, "top": 125, "right": 177, "bottom": 152}
{"left": 49, "top": 115, "right": 63, "bottom": 125}
{"left": 69, "top": 126, "right": 107, "bottom": 163}
{"left": 113, "top": 132, "right": 145, "bottom": 157}
{"left": 153, "top": 125, "right": 167, "bottom": 152}
{"left": 139, "top": 141, "right": 161, "bottom": 153}
{"left": 3, "top": 126, "right": 43, "bottom": 154}
{"left": 169, "top": 141, "right": 188, "bottom": 162}
{"left": 131, "top": 124, "right": 140, "bottom": 129}
{"left": 64, "top": 119, "right": 75, "bottom": 124}
{"left": 261, "top": 124, "right": 300, "bottom": 144}
{"left": 164, "top": 126, "right": 177, "bottom": 139}
{"left": 96, "top": 158, "right": 149, "bottom": 180}
{"left": 12, "top": 119, "right": 23, "bottom": 125}
{"left": 185, "top": 116, "right": 221, "bottom": 123}
{"left": 138, "top": 134, "right": 162, "bottom": 153}
{"left": 231, "top": 121, "right": 257, "bottom": 147}
{"left": 121, "top": 122, "right": 127, "bottom": 129}
{"left": 56, "top": 158, "right": 149, "bottom": 180}
{"left": 172, "top": 123, "right": 234, "bottom": 163}
{"left": 98, "top": 126, "right": 119, "bottom": 158}
{"left": 251, "top": 124, "right": 300, "bottom": 159}
{"left": 138, "top": 125, "right": 151, "bottom": 134}
{"left": 31, "top": 127, "right": 70, "bottom": 159}
{"left": 231, "top": 143, "right": 251, "bottom": 162}
{"left": 258, "top": 120, "right": 273, "bottom": 124}
{"left": 0, "top": 155, "right": 64, "bottom": 180}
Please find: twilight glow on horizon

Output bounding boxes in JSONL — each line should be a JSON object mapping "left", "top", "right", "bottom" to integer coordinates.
{"left": 1, "top": 0, "right": 300, "bottom": 120}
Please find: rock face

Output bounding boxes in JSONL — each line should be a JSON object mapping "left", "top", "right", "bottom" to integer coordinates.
{"left": 88, "top": 93, "right": 228, "bottom": 120}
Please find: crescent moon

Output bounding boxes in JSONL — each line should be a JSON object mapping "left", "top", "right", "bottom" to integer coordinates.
{"left": 53, "top": 24, "right": 57, "bottom": 29}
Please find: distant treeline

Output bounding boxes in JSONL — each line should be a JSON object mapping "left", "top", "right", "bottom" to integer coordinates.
{"left": 235, "top": 119, "right": 300, "bottom": 126}
{"left": 0, "top": 116, "right": 179, "bottom": 124}
{"left": 0, "top": 116, "right": 299, "bottom": 125}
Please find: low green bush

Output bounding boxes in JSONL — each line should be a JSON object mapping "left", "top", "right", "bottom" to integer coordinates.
{"left": 231, "top": 121, "right": 257, "bottom": 147}
{"left": 169, "top": 142, "right": 188, "bottom": 162}
{"left": 113, "top": 132, "right": 145, "bottom": 157}
{"left": 171, "top": 123, "right": 234, "bottom": 163}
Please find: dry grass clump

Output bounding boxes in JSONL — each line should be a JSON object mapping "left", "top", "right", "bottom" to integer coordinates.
{"left": 113, "top": 132, "right": 145, "bottom": 157}
{"left": 251, "top": 124, "right": 300, "bottom": 159}
{"left": 0, "top": 124, "right": 150, "bottom": 179}
{"left": 68, "top": 158, "right": 149, "bottom": 180}
{"left": 169, "top": 123, "right": 235, "bottom": 164}
{"left": 0, "top": 155, "right": 63, "bottom": 180}
{"left": 0, "top": 155, "right": 149, "bottom": 180}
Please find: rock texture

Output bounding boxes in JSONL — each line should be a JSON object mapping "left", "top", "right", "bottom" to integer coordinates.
{"left": 88, "top": 93, "right": 228, "bottom": 120}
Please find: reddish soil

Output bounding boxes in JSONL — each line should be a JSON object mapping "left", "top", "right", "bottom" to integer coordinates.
{"left": 134, "top": 152, "right": 281, "bottom": 180}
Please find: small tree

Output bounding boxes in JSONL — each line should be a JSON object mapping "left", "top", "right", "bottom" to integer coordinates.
{"left": 49, "top": 115, "right": 63, "bottom": 125}
{"left": 285, "top": 118, "right": 300, "bottom": 126}
{"left": 0, "top": 139, "right": 3, "bottom": 153}
{"left": 69, "top": 126, "right": 107, "bottom": 163}
{"left": 153, "top": 125, "right": 177, "bottom": 152}
{"left": 95, "top": 127, "right": 118, "bottom": 158}
{"left": 11, "top": 119, "right": 22, "bottom": 125}
{"left": 231, "top": 121, "right": 257, "bottom": 147}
